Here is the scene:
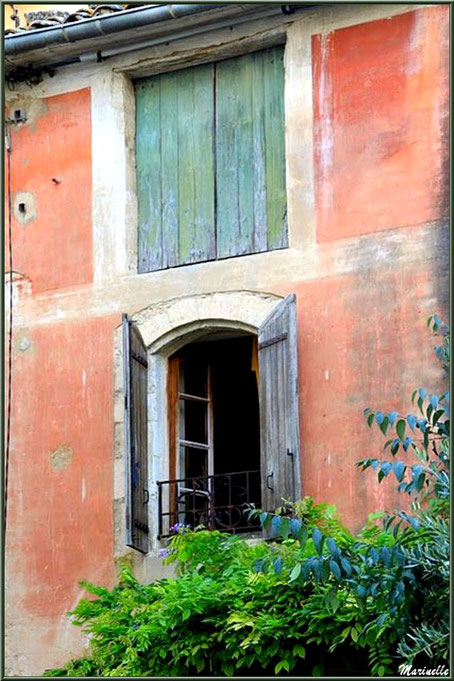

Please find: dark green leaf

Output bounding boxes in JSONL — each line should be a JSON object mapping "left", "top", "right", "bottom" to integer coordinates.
{"left": 290, "top": 518, "right": 302, "bottom": 538}
{"left": 299, "top": 525, "right": 308, "bottom": 550}
{"left": 311, "top": 558, "right": 322, "bottom": 581}
{"left": 402, "top": 437, "right": 412, "bottom": 452}
{"left": 326, "top": 538, "right": 337, "bottom": 554}
{"left": 433, "top": 409, "right": 445, "bottom": 425}
{"left": 396, "top": 419, "right": 406, "bottom": 441}
{"left": 329, "top": 560, "right": 341, "bottom": 581}
{"left": 391, "top": 438, "right": 400, "bottom": 455}
{"left": 379, "top": 416, "right": 389, "bottom": 435}
{"left": 340, "top": 557, "right": 352, "bottom": 576}
{"left": 312, "top": 528, "right": 323, "bottom": 555}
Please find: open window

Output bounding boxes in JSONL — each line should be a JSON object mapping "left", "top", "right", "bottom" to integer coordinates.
{"left": 123, "top": 294, "right": 300, "bottom": 549}
{"left": 160, "top": 333, "right": 262, "bottom": 537}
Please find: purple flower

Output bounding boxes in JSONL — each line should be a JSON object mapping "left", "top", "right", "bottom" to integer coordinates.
{"left": 170, "top": 522, "right": 192, "bottom": 534}
{"left": 159, "top": 548, "right": 171, "bottom": 558}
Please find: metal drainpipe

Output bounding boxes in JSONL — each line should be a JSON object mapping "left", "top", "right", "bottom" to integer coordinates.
{"left": 4, "top": 4, "right": 220, "bottom": 57}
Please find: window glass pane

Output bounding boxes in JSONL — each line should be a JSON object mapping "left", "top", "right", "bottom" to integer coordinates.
{"left": 179, "top": 361, "right": 207, "bottom": 397}
{"left": 179, "top": 445, "right": 209, "bottom": 481}
{"left": 179, "top": 398, "right": 208, "bottom": 445}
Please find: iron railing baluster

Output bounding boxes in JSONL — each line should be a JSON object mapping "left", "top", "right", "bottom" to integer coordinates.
{"left": 157, "top": 470, "right": 261, "bottom": 539}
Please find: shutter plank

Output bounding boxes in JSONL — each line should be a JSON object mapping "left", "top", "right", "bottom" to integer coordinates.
{"left": 258, "top": 294, "right": 300, "bottom": 512}
{"left": 216, "top": 47, "right": 287, "bottom": 258}
{"left": 251, "top": 51, "right": 268, "bottom": 253}
{"left": 216, "top": 53, "right": 257, "bottom": 257}
{"left": 237, "top": 54, "right": 256, "bottom": 254}
{"left": 123, "top": 315, "right": 149, "bottom": 553}
{"left": 135, "top": 78, "right": 163, "bottom": 272}
{"left": 160, "top": 72, "right": 179, "bottom": 269}
{"left": 177, "top": 64, "right": 215, "bottom": 265}
{"left": 216, "top": 57, "right": 240, "bottom": 258}
{"left": 264, "top": 46, "right": 287, "bottom": 251}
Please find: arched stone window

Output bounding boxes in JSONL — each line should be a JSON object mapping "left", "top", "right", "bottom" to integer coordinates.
{"left": 114, "top": 291, "right": 301, "bottom": 554}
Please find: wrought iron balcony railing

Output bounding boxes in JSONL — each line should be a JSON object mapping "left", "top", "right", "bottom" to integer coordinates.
{"left": 156, "top": 469, "right": 261, "bottom": 539}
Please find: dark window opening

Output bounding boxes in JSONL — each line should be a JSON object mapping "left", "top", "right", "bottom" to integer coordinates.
{"left": 158, "top": 333, "right": 261, "bottom": 537}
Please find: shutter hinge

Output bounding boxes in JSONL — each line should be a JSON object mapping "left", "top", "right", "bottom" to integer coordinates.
{"left": 287, "top": 449, "right": 293, "bottom": 458}
{"left": 258, "top": 332, "right": 288, "bottom": 350}
{"left": 134, "top": 519, "right": 149, "bottom": 534}
{"left": 131, "top": 350, "right": 148, "bottom": 368}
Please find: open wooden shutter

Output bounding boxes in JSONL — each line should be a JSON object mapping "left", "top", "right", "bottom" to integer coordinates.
{"left": 123, "top": 314, "right": 149, "bottom": 553}
{"left": 258, "top": 294, "right": 301, "bottom": 512}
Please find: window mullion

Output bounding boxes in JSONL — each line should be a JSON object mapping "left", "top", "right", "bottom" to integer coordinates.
{"left": 207, "top": 362, "right": 214, "bottom": 478}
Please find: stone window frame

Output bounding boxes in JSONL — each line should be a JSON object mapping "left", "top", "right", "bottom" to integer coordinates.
{"left": 90, "top": 9, "right": 318, "bottom": 288}
{"left": 113, "top": 291, "right": 282, "bottom": 572}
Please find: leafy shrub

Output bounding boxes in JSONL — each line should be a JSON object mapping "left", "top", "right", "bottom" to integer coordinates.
{"left": 45, "top": 317, "right": 449, "bottom": 677}
{"left": 252, "top": 315, "right": 449, "bottom": 675}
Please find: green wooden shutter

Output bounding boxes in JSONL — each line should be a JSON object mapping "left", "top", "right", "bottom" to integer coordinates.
{"left": 258, "top": 294, "right": 300, "bottom": 512}
{"left": 123, "top": 314, "right": 149, "bottom": 553}
{"left": 136, "top": 64, "right": 215, "bottom": 273}
{"left": 136, "top": 46, "right": 287, "bottom": 272}
{"left": 215, "top": 46, "right": 287, "bottom": 258}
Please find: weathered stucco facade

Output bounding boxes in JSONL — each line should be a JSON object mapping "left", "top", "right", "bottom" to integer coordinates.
{"left": 4, "top": 3, "right": 449, "bottom": 675}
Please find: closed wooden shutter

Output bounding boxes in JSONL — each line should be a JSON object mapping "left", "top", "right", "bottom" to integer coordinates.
{"left": 123, "top": 314, "right": 149, "bottom": 553}
{"left": 258, "top": 294, "right": 301, "bottom": 512}
{"left": 135, "top": 46, "right": 287, "bottom": 273}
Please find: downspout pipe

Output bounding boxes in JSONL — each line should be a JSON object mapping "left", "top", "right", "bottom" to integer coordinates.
{"left": 5, "top": 4, "right": 220, "bottom": 57}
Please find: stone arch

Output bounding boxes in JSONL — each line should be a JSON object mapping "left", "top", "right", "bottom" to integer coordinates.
{"left": 131, "top": 290, "right": 283, "bottom": 351}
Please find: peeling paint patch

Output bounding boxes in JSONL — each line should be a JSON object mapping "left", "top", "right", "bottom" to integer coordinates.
{"left": 13, "top": 191, "right": 36, "bottom": 225}
{"left": 49, "top": 445, "right": 73, "bottom": 471}
{"left": 18, "top": 337, "right": 32, "bottom": 352}
{"left": 13, "top": 329, "right": 35, "bottom": 357}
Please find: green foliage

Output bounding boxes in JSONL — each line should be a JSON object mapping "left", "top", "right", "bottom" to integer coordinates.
{"left": 43, "top": 533, "right": 369, "bottom": 677}
{"left": 252, "top": 317, "right": 450, "bottom": 674}
{"left": 45, "top": 317, "right": 449, "bottom": 677}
